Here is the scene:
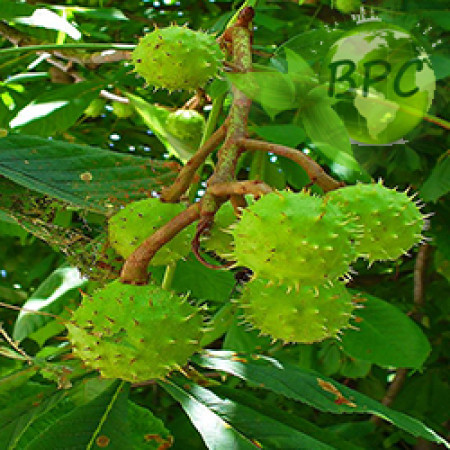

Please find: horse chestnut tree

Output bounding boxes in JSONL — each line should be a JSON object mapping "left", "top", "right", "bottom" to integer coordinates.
{"left": 0, "top": 1, "right": 448, "bottom": 449}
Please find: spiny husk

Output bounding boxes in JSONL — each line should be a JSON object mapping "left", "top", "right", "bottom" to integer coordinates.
{"left": 132, "top": 25, "right": 223, "bottom": 91}
{"left": 238, "top": 277, "right": 356, "bottom": 343}
{"left": 67, "top": 280, "right": 206, "bottom": 382}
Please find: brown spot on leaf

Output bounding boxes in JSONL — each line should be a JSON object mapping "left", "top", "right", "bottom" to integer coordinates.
{"left": 231, "top": 356, "right": 248, "bottom": 363}
{"left": 80, "top": 172, "right": 93, "bottom": 182}
{"left": 317, "top": 378, "right": 357, "bottom": 408}
{"left": 96, "top": 435, "right": 110, "bottom": 447}
{"left": 144, "top": 434, "right": 174, "bottom": 449}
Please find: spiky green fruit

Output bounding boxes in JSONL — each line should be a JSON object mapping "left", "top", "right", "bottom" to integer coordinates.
{"left": 239, "top": 278, "right": 355, "bottom": 343}
{"left": 230, "top": 191, "right": 359, "bottom": 286}
{"left": 202, "top": 202, "right": 237, "bottom": 258}
{"left": 326, "top": 182, "right": 425, "bottom": 263}
{"left": 166, "top": 110, "right": 206, "bottom": 144}
{"left": 108, "top": 198, "right": 194, "bottom": 265}
{"left": 112, "top": 101, "right": 134, "bottom": 118}
{"left": 67, "top": 280, "right": 205, "bottom": 382}
{"left": 132, "top": 26, "right": 223, "bottom": 91}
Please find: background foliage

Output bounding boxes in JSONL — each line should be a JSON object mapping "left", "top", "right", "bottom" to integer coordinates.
{"left": 0, "top": 0, "right": 448, "bottom": 449}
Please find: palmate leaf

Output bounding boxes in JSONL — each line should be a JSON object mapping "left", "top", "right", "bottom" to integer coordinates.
{"left": 0, "top": 134, "right": 179, "bottom": 213}
{"left": 164, "top": 376, "right": 363, "bottom": 450}
{"left": 192, "top": 350, "right": 449, "bottom": 448}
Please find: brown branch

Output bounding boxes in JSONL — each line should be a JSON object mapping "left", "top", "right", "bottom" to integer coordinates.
{"left": 191, "top": 19, "right": 254, "bottom": 270}
{"left": 0, "top": 20, "right": 130, "bottom": 65}
{"left": 371, "top": 243, "right": 432, "bottom": 426}
{"left": 160, "top": 123, "right": 227, "bottom": 203}
{"left": 371, "top": 368, "right": 408, "bottom": 425}
{"left": 191, "top": 221, "right": 234, "bottom": 270}
{"left": 120, "top": 203, "right": 200, "bottom": 285}
{"left": 412, "top": 243, "right": 431, "bottom": 321}
{"left": 0, "top": 21, "right": 34, "bottom": 46}
{"left": 230, "top": 194, "right": 247, "bottom": 212}
{"left": 238, "top": 138, "right": 344, "bottom": 192}
{"left": 207, "top": 180, "right": 273, "bottom": 198}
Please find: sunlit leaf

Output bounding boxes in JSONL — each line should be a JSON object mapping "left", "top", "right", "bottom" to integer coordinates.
{"left": 227, "top": 71, "right": 299, "bottom": 118}
{"left": 15, "top": 8, "right": 82, "bottom": 40}
{"left": 13, "top": 266, "right": 87, "bottom": 343}
{"left": 160, "top": 378, "right": 259, "bottom": 449}
{"left": 299, "top": 98, "right": 363, "bottom": 173}
{"left": 9, "top": 82, "right": 103, "bottom": 136}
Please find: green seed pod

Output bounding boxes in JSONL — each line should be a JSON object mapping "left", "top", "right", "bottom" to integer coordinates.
{"left": 132, "top": 26, "right": 223, "bottom": 91}
{"left": 84, "top": 98, "right": 106, "bottom": 118}
{"left": 108, "top": 198, "right": 195, "bottom": 266}
{"left": 326, "top": 182, "right": 425, "bottom": 263}
{"left": 166, "top": 109, "right": 206, "bottom": 147}
{"left": 112, "top": 101, "right": 134, "bottom": 118}
{"left": 67, "top": 280, "right": 205, "bottom": 382}
{"left": 239, "top": 278, "right": 355, "bottom": 343}
{"left": 230, "top": 191, "right": 360, "bottom": 286}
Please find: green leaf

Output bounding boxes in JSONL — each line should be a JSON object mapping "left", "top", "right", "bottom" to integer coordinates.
{"left": 170, "top": 254, "right": 236, "bottom": 302}
{"left": 272, "top": 29, "right": 345, "bottom": 68}
{"left": 0, "top": 0, "right": 35, "bottom": 21}
{"left": 420, "top": 10, "right": 450, "bottom": 29}
{"left": 0, "top": 366, "right": 39, "bottom": 395}
{"left": 169, "top": 377, "right": 363, "bottom": 450}
{"left": 13, "top": 266, "right": 87, "bottom": 344}
{"left": 160, "top": 379, "right": 260, "bottom": 449}
{"left": 250, "top": 124, "right": 306, "bottom": 148}
{"left": 340, "top": 294, "right": 431, "bottom": 369}
{"left": 72, "top": 7, "right": 129, "bottom": 21}
{"left": 14, "top": 8, "right": 81, "bottom": 40}
{"left": 300, "top": 99, "right": 362, "bottom": 173}
{"left": 24, "top": 381, "right": 130, "bottom": 450}
{"left": 10, "top": 82, "right": 103, "bottom": 136}
{"left": 223, "top": 319, "right": 272, "bottom": 354}
{"left": 193, "top": 350, "right": 449, "bottom": 447}
{"left": 127, "top": 401, "right": 173, "bottom": 450}
{"left": 0, "top": 381, "right": 62, "bottom": 448}
{"left": 420, "top": 155, "right": 450, "bottom": 202}
{"left": 215, "top": 385, "right": 364, "bottom": 450}
{"left": 284, "top": 47, "right": 315, "bottom": 78}
{"left": 430, "top": 53, "right": 450, "bottom": 80}
{"left": 393, "top": 370, "right": 450, "bottom": 426}
{"left": 0, "top": 134, "right": 178, "bottom": 212}
{"left": 227, "top": 71, "right": 299, "bottom": 118}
